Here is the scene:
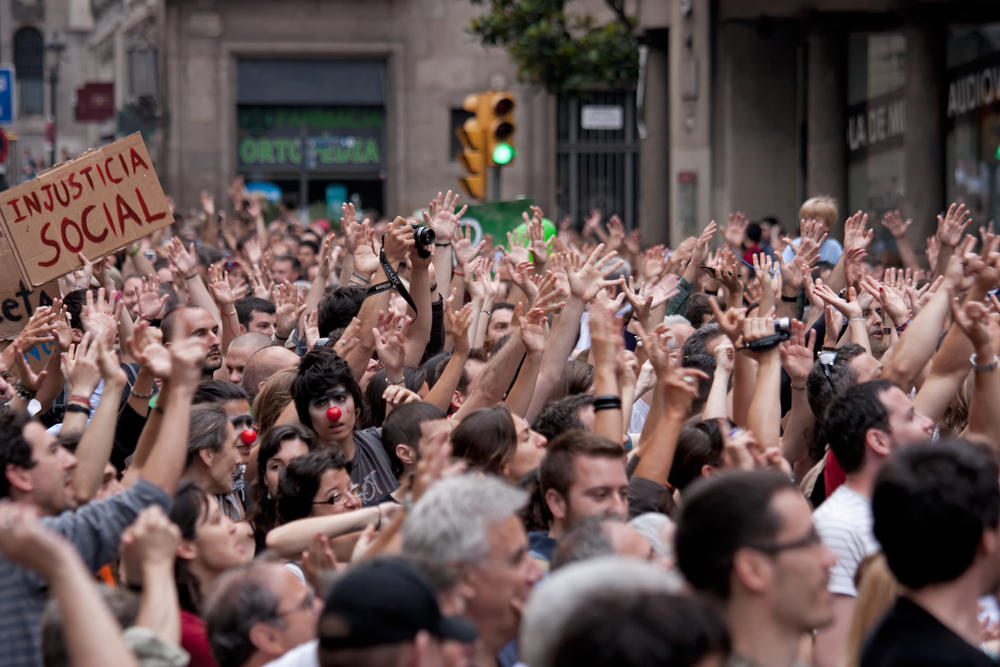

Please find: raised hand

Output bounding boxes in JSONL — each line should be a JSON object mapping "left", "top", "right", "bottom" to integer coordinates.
{"left": 517, "top": 303, "right": 554, "bottom": 355}
{"left": 316, "top": 234, "right": 342, "bottom": 280}
{"left": 61, "top": 333, "right": 101, "bottom": 400}
{"left": 372, "top": 311, "right": 411, "bottom": 378}
{"left": 207, "top": 265, "right": 236, "bottom": 310}
{"left": 606, "top": 215, "right": 626, "bottom": 252}
{"left": 244, "top": 237, "right": 263, "bottom": 267}
{"left": 351, "top": 221, "right": 380, "bottom": 278}
{"left": 302, "top": 310, "right": 321, "bottom": 350}
{"left": 200, "top": 190, "right": 215, "bottom": 217}
{"left": 752, "top": 252, "right": 782, "bottom": 297}
{"left": 444, "top": 299, "right": 474, "bottom": 357}
{"left": 843, "top": 211, "right": 873, "bottom": 251}
{"left": 709, "top": 298, "right": 747, "bottom": 346}
{"left": 128, "top": 321, "right": 172, "bottom": 379}
{"left": 11, "top": 340, "right": 47, "bottom": 393}
{"left": 714, "top": 338, "right": 736, "bottom": 375}
{"left": 812, "top": 283, "right": 864, "bottom": 320}
{"left": 453, "top": 223, "right": 486, "bottom": 271}
{"left": 332, "top": 317, "right": 363, "bottom": 361}
{"left": 881, "top": 209, "right": 912, "bottom": 239}
{"left": 272, "top": 281, "right": 307, "bottom": 340}
{"left": 166, "top": 237, "right": 198, "bottom": 279}
{"left": 95, "top": 334, "right": 127, "bottom": 386}
{"left": 137, "top": 276, "right": 168, "bottom": 323}
{"left": 526, "top": 206, "right": 550, "bottom": 267}
{"left": 382, "top": 384, "right": 421, "bottom": 408}
{"left": 15, "top": 306, "right": 56, "bottom": 353}
{"left": 937, "top": 203, "right": 973, "bottom": 248}
{"left": 779, "top": 319, "right": 816, "bottom": 385}
{"left": 643, "top": 245, "right": 667, "bottom": 278}
{"left": 506, "top": 229, "right": 532, "bottom": 266}
{"left": 423, "top": 190, "right": 467, "bottom": 241}
{"left": 341, "top": 203, "right": 366, "bottom": 255}
{"left": 723, "top": 212, "right": 748, "bottom": 248}
{"left": 950, "top": 293, "right": 993, "bottom": 350}
{"left": 81, "top": 288, "right": 122, "bottom": 348}
{"left": 926, "top": 234, "right": 940, "bottom": 270}
{"left": 564, "top": 244, "right": 625, "bottom": 303}
{"left": 170, "top": 335, "right": 210, "bottom": 391}
{"left": 861, "top": 274, "right": 909, "bottom": 325}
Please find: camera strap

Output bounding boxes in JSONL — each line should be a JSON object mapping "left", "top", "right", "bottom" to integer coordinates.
{"left": 367, "top": 247, "right": 418, "bottom": 317}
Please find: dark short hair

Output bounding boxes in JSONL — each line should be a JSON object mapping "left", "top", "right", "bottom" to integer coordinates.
{"left": 170, "top": 481, "right": 212, "bottom": 613}
{"left": 299, "top": 239, "right": 320, "bottom": 255}
{"left": 0, "top": 410, "right": 36, "bottom": 498}
{"left": 194, "top": 380, "right": 250, "bottom": 406}
{"left": 551, "top": 591, "right": 730, "bottom": 667}
{"left": 686, "top": 294, "right": 721, "bottom": 329}
{"left": 873, "top": 439, "right": 1000, "bottom": 589}
{"left": 681, "top": 353, "right": 715, "bottom": 414}
{"left": 61, "top": 289, "right": 87, "bottom": 331}
{"left": 450, "top": 405, "right": 517, "bottom": 476}
{"left": 491, "top": 302, "right": 515, "bottom": 314}
{"left": 540, "top": 430, "right": 625, "bottom": 502}
{"left": 824, "top": 379, "right": 897, "bottom": 474}
{"left": 746, "top": 222, "right": 762, "bottom": 243}
{"left": 185, "top": 404, "right": 231, "bottom": 468}
{"left": 806, "top": 343, "right": 866, "bottom": 423}
{"left": 682, "top": 323, "right": 723, "bottom": 361}
{"left": 669, "top": 420, "right": 725, "bottom": 491}
{"left": 197, "top": 246, "right": 224, "bottom": 268}
{"left": 545, "top": 360, "right": 595, "bottom": 406}
{"left": 361, "top": 367, "right": 427, "bottom": 429}
{"left": 235, "top": 297, "right": 275, "bottom": 330}
{"left": 249, "top": 424, "right": 315, "bottom": 536}
{"left": 675, "top": 470, "right": 796, "bottom": 599}
{"left": 273, "top": 255, "right": 301, "bottom": 275}
{"left": 277, "top": 449, "right": 351, "bottom": 524}
{"left": 318, "top": 286, "right": 367, "bottom": 337}
{"left": 381, "top": 402, "right": 447, "bottom": 479}
{"left": 455, "top": 349, "right": 490, "bottom": 396}
{"left": 291, "top": 347, "right": 363, "bottom": 429}
{"left": 204, "top": 560, "right": 284, "bottom": 667}
{"left": 532, "top": 394, "right": 595, "bottom": 443}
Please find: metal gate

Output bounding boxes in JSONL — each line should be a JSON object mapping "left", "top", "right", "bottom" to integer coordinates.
{"left": 556, "top": 91, "right": 640, "bottom": 229}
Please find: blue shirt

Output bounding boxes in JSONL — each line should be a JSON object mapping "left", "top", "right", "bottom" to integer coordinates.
{"left": 781, "top": 237, "right": 843, "bottom": 265}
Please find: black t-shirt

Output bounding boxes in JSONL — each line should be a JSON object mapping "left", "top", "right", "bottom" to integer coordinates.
{"left": 861, "top": 597, "right": 996, "bottom": 667}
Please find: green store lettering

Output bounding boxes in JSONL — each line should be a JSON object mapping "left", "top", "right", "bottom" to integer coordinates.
{"left": 239, "top": 137, "right": 381, "bottom": 166}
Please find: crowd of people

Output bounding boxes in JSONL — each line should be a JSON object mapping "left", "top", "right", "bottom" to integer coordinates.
{"left": 0, "top": 180, "right": 998, "bottom": 667}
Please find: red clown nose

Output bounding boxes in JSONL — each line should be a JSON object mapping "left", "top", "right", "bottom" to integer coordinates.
{"left": 327, "top": 406, "right": 342, "bottom": 422}
{"left": 240, "top": 429, "right": 257, "bottom": 446}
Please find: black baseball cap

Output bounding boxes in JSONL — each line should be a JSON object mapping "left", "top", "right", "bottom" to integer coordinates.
{"left": 318, "top": 557, "right": 478, "bottom": 650}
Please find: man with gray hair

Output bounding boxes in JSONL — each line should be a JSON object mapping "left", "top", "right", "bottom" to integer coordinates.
{"left": 204, "top": 560, "right": 319, "bottom": 667}
{"left": 551, "top": 516, "right": 655, "bottom": 570}
{"left": 401, "top": 474, "right": 543, "bottom": 667}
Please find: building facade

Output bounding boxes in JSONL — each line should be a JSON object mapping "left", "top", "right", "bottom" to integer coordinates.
{"left": 637, "top": 0, "right": 1000, "bottom": 255}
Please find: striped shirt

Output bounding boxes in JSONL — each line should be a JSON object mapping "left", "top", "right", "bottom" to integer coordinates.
{"left": 813, "top": 484, "right": 879, "bottom": 597}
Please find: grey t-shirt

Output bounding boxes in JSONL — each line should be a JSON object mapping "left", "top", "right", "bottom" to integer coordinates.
{"left": 352, "top": 427, "right": 399, "bottom": 505}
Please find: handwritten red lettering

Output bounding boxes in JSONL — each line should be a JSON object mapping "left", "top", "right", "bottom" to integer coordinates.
{"left": 79, "top": 166, "right": 95, "bottom": 190}
{"left": 67, "top": 173, "right": 83, "bottom": 200}
{"left": 5, "top": 199, "right": 26, "bottom": 223}
{"left": 53, "top": 181, "right": 70, "bottom": 208}
{"left": 38, "top": 223, "right": 60, "bottom": 267}
{"left": 60, "top": 217, "right": 84, "bottom": 253}
{"left": 102, "top": 203, "right": 117, "bottom": 237}
{"left": 135, "top": 189, "right": 167, "bottom": 223}
{"left": 24, "top": 192, "right": 42, "bottom": 217}
{"left": 96, "top": 163, "right": 107, "bottom": 185}
{"left": 118, "top": 153, "right": 130, "bottom": 177}
{"left": 129, "top": 147, "right": 150, "bottom": 172}
{"left": 40, "top": 184, "right": 54, "bottom": 212}
{"left": 79, "top": 205, "right": 106, "bottom": 244}
{"left": 104, "top": 158, "right": 122, "bottom": 184}
{"left": 115, "top": 194, "right": 142, "bottom": 234}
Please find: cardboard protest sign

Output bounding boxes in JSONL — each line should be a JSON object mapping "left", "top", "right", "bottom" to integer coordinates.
{"left": 0, "top": 230, "right": 58, "bottom": 339}
{"left": 0, "top": 133, "right": 173, "bottom": 287}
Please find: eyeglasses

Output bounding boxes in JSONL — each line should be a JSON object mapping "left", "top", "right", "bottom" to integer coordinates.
{"left": 818, "top": 350, "right": 837, "bottom": 387}
{"left": 273, "top": 589, "right": 316, "bottom": 618}
{"left": 312, "top": 484, "right": 361, "bottom": 506}
{"left": 749, "top": 528, "right": 823, "bottom": 556}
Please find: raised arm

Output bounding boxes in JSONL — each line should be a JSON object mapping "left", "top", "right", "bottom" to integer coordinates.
{"left": 504, "top": 305, "right": 553, "bottom": 418}
{"left": 71, "top": 337, "right": 127, "bottom": 504}
{"left": 881, "top": 210, "right": 920, "bottom": 271}
{"left": 352, "top": 218, "right": 416, "bottom": 361}
{"left": 778, "top": 320, "right": 817, "bottom": 465}
{"left": 587, "top": 299, "right": 625, "bottom": 443}
{"left": 167, "top": 238, "right": 221, "bottom": 322}
{"left": 207, "top": 264, "right": 241, "bottom": 357}
{"left": 424, "top": 300, "right": 473, "bottom": 411}
{"left": 403, "top": 245, "right": 433, "bottom": 367}
{"left": 118, "top": 506, "right": 182, "bottom": 644}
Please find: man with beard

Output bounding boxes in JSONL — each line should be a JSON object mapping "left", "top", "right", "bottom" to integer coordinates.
{"left": 163, "top": 306, "right": 224, "bottom": 381}
{"left": 531, "top": 430, "right": 629, "bottom": 568}
{"left": 675, "top": 470, "right": 837, "bottom": 667}
{"left": 811, "top": 380, "right": 935, "bottom": 667}
{"left": 863, "top": 440, "right": 1000, "bottom": 667}
{"left": 862, "top": 300, "right": 890, "bottom": 360}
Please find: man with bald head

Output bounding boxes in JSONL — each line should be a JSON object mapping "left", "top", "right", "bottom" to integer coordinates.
{"left": 241, "top": 346, "right": 300, "bottom": 401}
{"left": 162, "top": 306, "right": 223, "bottom": 381}
{"left": 223, "top": 333, "right": 271, "bottom": 385}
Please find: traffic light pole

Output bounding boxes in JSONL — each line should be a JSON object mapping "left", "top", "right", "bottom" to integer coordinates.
{"left": 490, "top": 166, "right": 500, "bottom": 202}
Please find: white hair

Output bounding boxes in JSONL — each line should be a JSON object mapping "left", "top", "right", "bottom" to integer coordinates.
{"left": 662, "top": 314, "right": 691, "bottom": 327}
{"left": 628, "top": 512, "right": 674, "bottom": 559}
{"left": 519, "top": 556, "right": 683, "bottom": 667}
{"left": 401, "top": 474, "right": 527, "bottom": 566}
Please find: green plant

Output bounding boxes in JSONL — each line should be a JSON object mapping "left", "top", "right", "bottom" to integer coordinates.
{"left": 469, "top": 0, "right": 638, "bottom": 94}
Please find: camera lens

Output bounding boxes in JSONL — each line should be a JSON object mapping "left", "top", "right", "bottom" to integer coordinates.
{"left": 774, "top": 317, "right": 791, "bottom": 334}
{"left": 410, "top": 224, "right": 436, "bottom": 246}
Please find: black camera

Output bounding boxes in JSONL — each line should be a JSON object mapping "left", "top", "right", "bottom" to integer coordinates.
{"left": 744, "top": 317, "right": 793, "bottom": 353}
{"left": 410, "top": 224, "right": 436, "bottom": 258}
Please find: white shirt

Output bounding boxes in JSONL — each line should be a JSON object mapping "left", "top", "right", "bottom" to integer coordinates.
{"left": 263, "top": 640, "right": 319, "bottom": 667}
{"left": 813, "top": 485, "right": 879, "bottom": 597}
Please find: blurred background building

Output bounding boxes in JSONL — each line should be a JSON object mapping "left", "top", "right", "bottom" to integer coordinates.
{"left": 4, "top": 0, "right": 1000, "bottom": 256}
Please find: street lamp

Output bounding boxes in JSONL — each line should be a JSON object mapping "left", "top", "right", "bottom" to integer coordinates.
{"left": 44, "top": 32, "right": 65, "bottom": 168}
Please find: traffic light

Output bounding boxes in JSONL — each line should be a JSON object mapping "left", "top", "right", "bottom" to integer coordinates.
{"left": 484, "top": 91, "right": 516, "bottom": 166}
{"left": 456, "top": 94, "right": 487, "bottom": 200}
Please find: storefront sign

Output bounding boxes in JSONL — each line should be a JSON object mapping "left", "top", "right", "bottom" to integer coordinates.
{"left": 237, "top": 106, "right": 383, "bottom": 173}
{"left": 581, "top": 105, "right": 624, "bottom": 131}
{"left": 0, "top": 133, "right": 173, "bottom": 286}
{"left": 847, "top": 90, "right": 906, "bottom": 154}
{"left": 75, "top": 83, "right": 115, "bottom": 122}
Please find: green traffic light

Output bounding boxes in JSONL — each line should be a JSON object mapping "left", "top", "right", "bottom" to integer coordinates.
{"left": 492, "top": 142, "right": 514, "bottom": 165}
